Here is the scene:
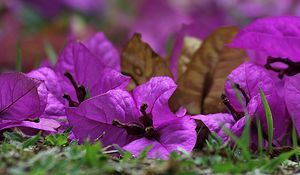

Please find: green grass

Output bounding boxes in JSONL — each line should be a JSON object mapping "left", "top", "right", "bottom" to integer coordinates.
{"left": 16, "top": 42, "right": 22, "bottom": 72}
{"left": 259, "top": 87, "right": 274, "bottom": 153}
{"left": 0, "top": 130, "right": 299, "bottom": 175}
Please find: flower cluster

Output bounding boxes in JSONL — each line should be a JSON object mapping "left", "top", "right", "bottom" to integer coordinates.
{"left": 1, "top": 16, "right": 300, "bottom": 159}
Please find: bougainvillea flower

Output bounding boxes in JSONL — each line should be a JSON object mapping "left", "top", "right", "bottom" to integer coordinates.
{"left": 228, "top": 16, "right": 300, "bottom": 66}
{"left": 193, "top": 62, "right": 288, "bottom": 144}
{"left": 192, "top": 113, "right": 244, "bottom": 142}
{"left": 66, "top": 77, "right": 196, "bottom": 159}
{"left": 27, "top": 67, "right": 65, "bottom": 117}
{"left": 55, "top": 40, "right": 129, "bottom": 107}
{"left": 83, "top": 32, "right": 121, "bottom": 71}
{"left": 0, "top": 72, "right": 60, "bottom": 132}
{"left": 219, "top": 0, "right": 293, "bottom": 20}
{"left": 131, "top": 0, "right": 191, "bottom": 56}
{"left": 285, "top": 74, "right": 300, "bottom": 135}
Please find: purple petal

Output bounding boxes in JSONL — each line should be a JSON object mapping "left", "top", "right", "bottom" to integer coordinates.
{"left": 132, "top": 77, "right": 177, "bottom": 127}
{"left": 123, "top": 116, "right": 196, "bottom": 159}
{"left": 225, "top": 62, "right": 274, "bottom": 112}
{"left": 192, "top": 113, "right": 236, "bottom": 141}
{"left": 228, "top": 16, "right": 300, "bottom": 65}
{"left": 89, "top": 68, "right": 130, "bottom": 97}
{"left": 66, "top": 89, "right": 139, "bottom": 146}
{"left": 55, "top": 41, "right": 128, "bottom": 100}
{"left": 0, "top": 73, "right": 45, "bottom": 121}
{"left": 285, "top": 74, "right": 300, "bottom": 135}
{"left": 27, "top": 67, "right": 65, "bottom": 116}
{"left": 84, "top": 32, "right": 120, "bottom": 70}
{"left": 130, "top": 0, "right": 191, "bottom": 56}
{"left": 225, "top": 62, "right": 288, "bottom": 139}
{"left": 0, "top": 118, "right": 60, "bottom": 132}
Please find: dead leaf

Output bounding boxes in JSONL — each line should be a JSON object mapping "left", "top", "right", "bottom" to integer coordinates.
{"left": 176, "top": 36, "right": 202, "bottom": 78}
{"left": 203, "top": 45, "right": 246, "bottom": 114}
{"left": 169, "top": 26, "right": 247, "bottom": 114}
{"left": 121, "top": 33, "right": 173, "bottom": 90}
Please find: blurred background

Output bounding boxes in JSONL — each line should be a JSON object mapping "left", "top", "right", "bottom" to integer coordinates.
{"left": 1, "top": 0, "right": 300, "bottom": 72}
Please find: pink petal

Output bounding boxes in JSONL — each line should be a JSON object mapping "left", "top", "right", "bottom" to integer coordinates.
{"left": 84, "top": 32, "right": 120, "bottom": 70}
{"left": 132, "top": 77, "right": 177, "bottom": 127}
{"left": 0, "top": 73, "right": 45, "bottom": 121}
{"left": 123, "top": 116, "right": 196, "bottom": 159}
{"left": 66, "top": 89, "right": 140, "bottom": 146}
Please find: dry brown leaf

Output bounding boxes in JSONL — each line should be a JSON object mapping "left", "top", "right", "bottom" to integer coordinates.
{"left": 121, "top": 33, "right": 173, "bottom": 90}
{"left": 203, "top": 46, "right": 247, "bottom": 114}
{"left": 169, "top": 26, "right": 247, "bottom": 114}
{"left": 176, "top": 36, "right": 202, "bottom": 78}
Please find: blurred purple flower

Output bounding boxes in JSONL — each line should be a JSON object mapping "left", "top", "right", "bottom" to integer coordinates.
{"left": 228, "top": 16, "right": 300, "bottom": 66}
{"left": 192, "top": 62, "right": 288, "bottom": 145}
{"left": 131, "top": 0, "right": 191, "bottom": 56}
{"left": 18, "top": 0, "right": 104, "bottom": 18}
{"left": 66, "top": 77, "right": 196, "bottom": 159}
{"left": 0, "top": 72, "right": 60, "bottom": 132}
{"left": 219, "top": 0, "right": 293, "bottom": 20}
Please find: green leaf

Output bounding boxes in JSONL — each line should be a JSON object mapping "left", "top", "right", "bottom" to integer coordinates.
{"left": 45, "top": 133, "right": 69, "bottom": 146}
{"left": 44, "top": 42, "right": 57, "bottom": 65}
{"left": 138, "top": 145, "right": 153, "bottom": 160}
{"left": 84, "top": 142, "right": 101, "bottom": 167}
{"left": 262, "top": 149, "right": 298, "bottom": 172}
{"left": 22, "top": 132, "right": 41, "bottom": 148}
{"left": 16, "top": 41, "right": 22, "bottom": 72}
{"left": 259, "top": 87, "right": 273, "bottom": 153}
{"left": 3, "top": 131, "right": 24, "bottom": 142}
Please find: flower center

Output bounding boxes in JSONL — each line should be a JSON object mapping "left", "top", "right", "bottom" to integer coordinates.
{"left": 63, "top": 72, "right": 87, "bottom": 107}
{"left": 112, "top": 104, "right": 158, "bottom": 139}
{"left": 221, "top": 83, "right": 250, "bottom": 121}
{"left": 264, "top": 57, "right": 300, "bottom": 79}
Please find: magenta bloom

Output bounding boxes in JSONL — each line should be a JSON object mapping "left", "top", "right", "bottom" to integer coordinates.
{"left": 193, "top": 62, "right": 288, "bottom": 145}
{"left": 228, "top": 16, "right": 300, "bottom": 66}
{"left": 131, "top": 0, "right": 191, "bottom": 56}
{"left": 228, "top": 16, "right": 300, "bottom": 138}
{"left": 27, "top": 67, "right": 65, "bottom": 118}
{"left": 66, "top": 77, "right": 196, "bottom": 159}
{"left": 285, "top": 74, "right": 300, "bottom": 135}
{"left": 0, "top": 72, "right": 60, "bottom": 132}
{"left": 54, "top": 37, "right": 129, "bottom": 107}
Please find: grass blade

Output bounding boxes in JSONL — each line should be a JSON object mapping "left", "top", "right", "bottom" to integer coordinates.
{"left": 44, "top": 42, "right": 57, "bottom": 65}
{"left": 256, "top": 117, "right": 263, "bottom": 157}
{"left": 262, "top": 149, "right": 298, "bottom": 172}
{"left": 22, "top": 132, "right": 41, "bottom": 148}
{"left": 259, "top": 87, "right": 273, "bottom": 153}
{"left": 223, "top": 127, "right": 251, "bottom": 160}
{"left": 16, "top": 41, "right": 22, "bottom": 72}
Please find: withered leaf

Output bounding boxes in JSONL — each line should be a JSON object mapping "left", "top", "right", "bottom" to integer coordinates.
{"left": 169, "top": 26, "right": 247, "bottom": 114}
{"left": 121, "top": 33, "right": 173, "bottom": 90}
{"left": 176, "top": 36, "right": 202, "bottom": 78}
{"left": 203, "top": 43, "right": 247, "bottom": 114}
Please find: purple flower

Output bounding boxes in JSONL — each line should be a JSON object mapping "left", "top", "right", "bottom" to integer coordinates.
{"left": 130, "top": 0, "right": 191, "bottom": 56}
{"left": 192, "top": 62, "right": 288, "bottom": 145}
{"left": 54, "top": 38, "right": 129, "bottom": 107}
{"left": 83, "top": 32, "right": 121, "bottom": 71}
{"left": 228, "top": 16, "right": 300, "bottom": 138}
{"left": 27, "top": 67, "right": 65, "bottom": 118}
{"left": 66, "top": 77, "right": 196, "bottom": 159}
{"left": 285, "top": 74, "right": 300, "bottom": 135}
{"left": 0, "top": 72, "right": 60, "bottom": 132}
{"left": 228, "top": 16, "right": 300, "bottom": 66}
